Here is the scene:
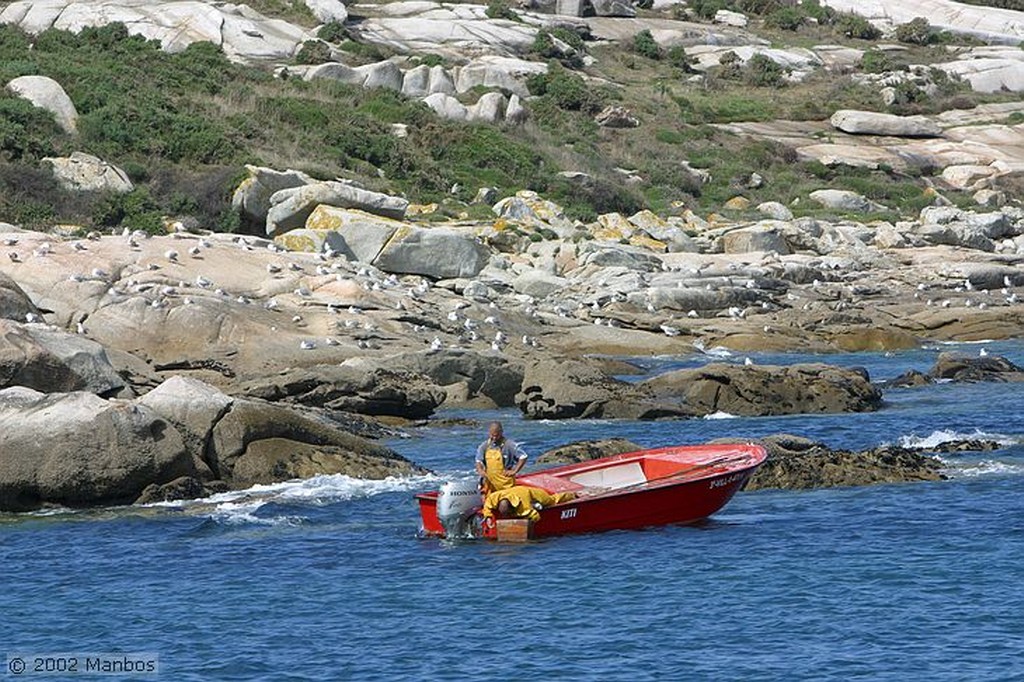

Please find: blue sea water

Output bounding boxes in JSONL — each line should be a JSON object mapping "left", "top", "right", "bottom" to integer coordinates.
{"left": 3, "top": 342, "right": 1024, "bottom": 681}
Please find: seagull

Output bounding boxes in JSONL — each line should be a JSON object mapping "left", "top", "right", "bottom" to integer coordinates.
{"left": 200, "top": 239, "right": 212, "bottom": 249}
{"left": 294, "top": 286, "right": 312, "bottom": 298}
{"left": 300, "top": 340, "right": 316, "bottom": 350}
{"left": 446, "top": 310, "right": 460, "bottom": 322}
{"left": 316, "top": 265, "right": 331, "bottom": 276}
{"left": 267, "top": 263, "right": 282, "bottom": 274}
{"left": 979, "top": 348, "right": 989, "bottom": 357}
{"left": 25, "top": 312, "right": 40, "bottom": 323}
{"left": 325, "top": 337, "right": 339, "bottom": 346}
{"left": 35, "top": 242, "right": 51, "bottom": 256}
{"left": 430, "top": 336, "right": 444, "bottom": 351}
{"left": 195, "top": 275, "right": 212, "bottom": 288}
{"left": 2, "top": 238, "right": 18, "bottom": 246}
{"left": 1008, "top": 293, "right": 1019, "bottom": 304}
{"left": 348, "top": 306, "right": 363, "bottom": 315}
{"left": 265, "top": 299, "right": 279, "bottom": 310}
{"left": 8, "top": 252, "right": 21, "bottom": 263}
{"left": 288, "top": 262, "right": 302, "bottom": 272}
{"left": 292, "top": 315, "right": 303, "bottom": 323}
{"left": 188, "top": 246, "right": 202, "bottom": 257}
{"left": 69, "top": 273, "right": 85, "bottom": 282}
{"left": 71, "top": 241, "right": 87, "bottom": 252}
{"left": 687, "top": 310, "right": 698, "bottom": 318}
{"left": 1003, "top": 276, "right": 1013, "bottom": 288}
{"left": 491, "top": 341, "right": 502, "bottom": 352}
{"left": 744, "top": 357, "right": 754, "bottom": 366}
{"left": 660, "top": 324, "right": 681, "bottom": 337}
{"left": 165, "top": 249, "right": 179, "bottom": 263}
{"left": 941, "top": 299, "right": 951, "bottom": 308}
{"left": 182, "top": 297, "right": 193, "bottom": 305}
{"left": 92, "top": 268, "right": 109, "bottom": 279}
{"left": 76, "top": 322, "right": 85, "bottom": 334}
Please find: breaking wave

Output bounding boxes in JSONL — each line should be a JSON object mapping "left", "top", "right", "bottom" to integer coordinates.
{"left": 703, "top": 411, "right": 739, "bottom": 420}
{"left": 147, "top": 473, "right": 441, "bottom": 525}
{"left": 893, "top": 429, "right": 1017, "bottom": 450}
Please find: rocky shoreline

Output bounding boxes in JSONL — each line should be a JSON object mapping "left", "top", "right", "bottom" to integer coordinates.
{"left": 2, "top": 201, "right": 1023, "bottom": 511}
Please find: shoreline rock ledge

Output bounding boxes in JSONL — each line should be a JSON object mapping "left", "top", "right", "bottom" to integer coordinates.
{"left": 0, "top": 375, "right": 425, "bottom": 513}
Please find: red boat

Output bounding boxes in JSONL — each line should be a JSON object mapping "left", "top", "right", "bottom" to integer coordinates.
{"left": 416, "top": 442, "right": 767, "bottom": 539}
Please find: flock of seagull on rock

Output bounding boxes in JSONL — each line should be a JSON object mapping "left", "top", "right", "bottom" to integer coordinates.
{"left": 5, "top": 229, "right": 1021, "bottom": 356}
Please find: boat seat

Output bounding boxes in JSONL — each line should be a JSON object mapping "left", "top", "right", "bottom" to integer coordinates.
{"left": 568, "top": 462, "right": 647, "bottom": 490}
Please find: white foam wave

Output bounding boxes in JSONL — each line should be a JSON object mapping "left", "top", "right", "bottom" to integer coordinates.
{"left": 146, "top": 472, "right": 441, "bottom": 524}
{"left": 703, "top": 411, "right": 739, "bottom": 420}
{"left": 938, "top": 458, "right": 1024, "bottom": 479}
{"left": 894, "top": 429, "right": 1016, "bottom": 450}
{"left": 692, "top": 340, "right": 734, "bottom": 358}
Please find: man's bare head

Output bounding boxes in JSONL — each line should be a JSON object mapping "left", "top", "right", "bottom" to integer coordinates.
{"left": 496, "top": 499, "right": 513, "bottom": 518}
{"left": 488, "top": 421, "right": 504, "bottom": 444}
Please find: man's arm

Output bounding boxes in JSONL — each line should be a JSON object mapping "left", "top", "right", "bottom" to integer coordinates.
{"left": 475, "top": 441, "right": 486, "bottom": 476}
{"left": 507, "top": 441, "right": 528, "bottom": 475}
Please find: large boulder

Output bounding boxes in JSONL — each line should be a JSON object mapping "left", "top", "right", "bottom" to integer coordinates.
{"left": 720, "top": 225, "right": 792, "bottom": 255}
{"left": 232, "top": 165, "right": 314, "bottom": 226}
{"left": 830, "top": 110, "right": 942, "bottom": 138}
{"left": 302, "top": 0, "right": 347, "bottom": 23}
{"left": 377, "top": 350, "right": 524, "bottom": 407}
{"left": 5, "top": 75, "right": 78, "bottom": 134}
{"left": 641, "top": 363, "right": 883, "bottom": 416}
{"left": 373, "top": 225, "right": 490, "bottom": 279}
{"left": 207, "top": 399, "right": 423, "bottom": 485}
{"left": 266, "top": 181, "right": 409, "bottom": 236}
{"left": 515, "top": 358, "right": 693, "bottom": 420}
{"left": 42, "top": 152, "right": 133, "bottom": 193}
{"left": 303, "top": 205, "right": 402, "bottom": 263}
{"left": 712, "top": 434, "right": 945, "bottom": 491}
{"left": 809, "top": 189, "right": 887, "bottom": 214}
{"left": 591, "top": 0, "right": 637, "bottom": 17}
{"left": 137, "top": 375, "right": 233, "bottom": 461}
{"left": 536, "top": 438, "right": 643, "bottom": 465}
{"left": 929, "top": 352, "right": 1024, "bottom": 383}
{"left": 0, "top": 271, "right": 38, "bottom": 322}
{"left": 0, "top": 320, "right": 126, "bottom": 397}
{"left": 0, "top": 0, "right": 311, "bottom": 62}
{"left": 0, "top": 387, "right": 196, "bottom": 511}
{"left": 237, "top": 365, "right": 447, "bottom": 419}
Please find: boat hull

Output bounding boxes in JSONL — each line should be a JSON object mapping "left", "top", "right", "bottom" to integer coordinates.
{"left": 416, "top": 443, "right": 765, "bottom": 539}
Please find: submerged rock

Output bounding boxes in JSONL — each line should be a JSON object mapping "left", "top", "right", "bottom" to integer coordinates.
{"left": 713, "top": 434, "right": 946, "bottom": 491}
{"left": 536, "top": 438, "right": 643, "bottom": 465}
{"left": 929, "top": 352, "right": 1024, "bottom": 383}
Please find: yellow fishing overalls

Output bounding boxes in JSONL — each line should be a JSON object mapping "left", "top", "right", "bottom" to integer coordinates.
{"left": 482, "top": 445, "right": 516, "bottom": 494}
{"left": 482, "top": 485, "right": 577, "bottom": 521}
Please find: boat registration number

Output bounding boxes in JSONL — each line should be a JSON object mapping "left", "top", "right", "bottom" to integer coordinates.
{"left": 560, "top": 508, "right": 577, "bottom": 520}
{"left": 709, "top": 473, "right": 743, "bottom": 489}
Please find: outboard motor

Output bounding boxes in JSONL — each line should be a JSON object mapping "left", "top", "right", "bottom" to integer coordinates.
{"left": 436, "top": 478, "right": 483, "bottom": 538}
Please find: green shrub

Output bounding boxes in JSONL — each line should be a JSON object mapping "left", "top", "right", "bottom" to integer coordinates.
{"left": 632, "top": 30, "right": 662, "bottom": 60}
{"left": 485, "top": 0, "right": 520, "bottom": 21}
{"left": 895, "top": 17, "right": 935, "bottom": 45}
{"left": 0, "top": 96, "right": 62, "bottom": 161}
{"left": 744, "top": 54, "right": 787, "bottom": 86}
{"left": 317, "top": 21, "right": 347, "bottom": 43}
{"left": 860, "top": 50, "right": 901, "bottom": 74}
{"left": 295, "top": 40, "right": 331, "bottom": 64}
{"left": 800, "top": 0, "right": 836, "bottom": 24}
{"left": 667, "top": 46, "right": 697, "bottom": 72}
{"left": 91, "top": 187, "right": 164, "bottom": 234}
{"left": 765, "top": 7, "right": 805, "bottom": 30}
{"left": 835, "top": 13, "right": 882, "bottom": 39}
{"left": 688, "top": 0, "right": 729, "bottom": 20}
{"left": 526, "top": 65, "right": 605, "bottom": 114}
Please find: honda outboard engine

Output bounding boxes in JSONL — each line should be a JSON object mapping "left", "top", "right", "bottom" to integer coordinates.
{"left": 436, "top": 478, "right": 483, "bottom": 538}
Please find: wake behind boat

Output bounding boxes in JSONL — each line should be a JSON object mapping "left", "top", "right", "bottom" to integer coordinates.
{"left": 416, "top": 443, "right": 767, "bottom": 539}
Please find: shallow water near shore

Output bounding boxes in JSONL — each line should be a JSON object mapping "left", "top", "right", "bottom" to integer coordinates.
{"left": 3, "top": 343, "right": 1024, "bottom": 680}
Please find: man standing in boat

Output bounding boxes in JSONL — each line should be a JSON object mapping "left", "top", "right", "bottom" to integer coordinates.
{"left": 475, "top": 421, "right": 528, "bottom": 495}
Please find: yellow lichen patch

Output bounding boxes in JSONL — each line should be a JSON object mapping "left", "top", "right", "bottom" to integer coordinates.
{"left": 406, "top": 203, "right": 439, "bottom": 216}
{"left": 274, "top": 232, "right": 322, "bottom": 253}
{"left": 305, "top": 205, "right": 406, "bottom": 232}
{"left": 629, "top": 234, "right": 668, "bottom": 252}
{"left": 724, "top": 196, "right": 751, "bottom": 211}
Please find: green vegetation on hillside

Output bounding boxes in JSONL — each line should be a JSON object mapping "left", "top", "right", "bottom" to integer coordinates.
{"left": 0, "top": 12, "right": 1020, "bottom": 233}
